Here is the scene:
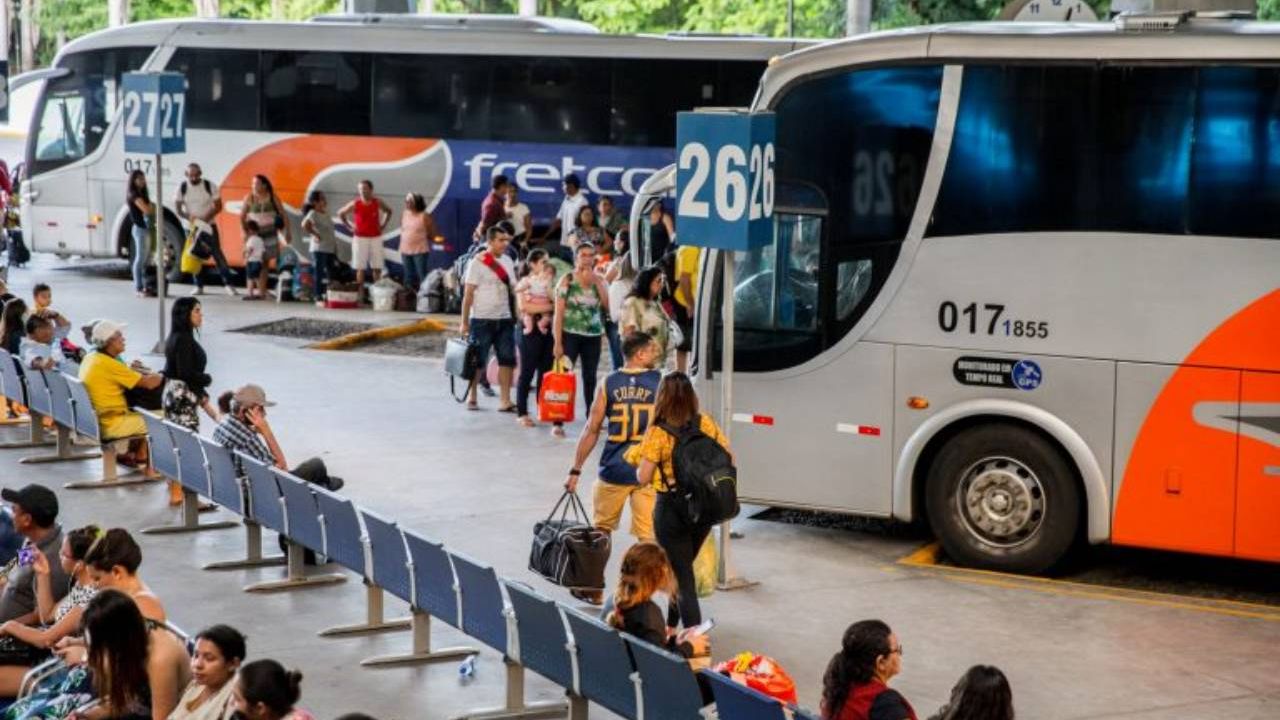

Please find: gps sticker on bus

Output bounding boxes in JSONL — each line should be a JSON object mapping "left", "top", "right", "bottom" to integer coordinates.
{"left": 953, "top": 356, "right": 1043, "bottom": 390}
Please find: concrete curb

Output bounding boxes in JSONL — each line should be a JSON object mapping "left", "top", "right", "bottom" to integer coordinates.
{"left": 309, "top": 317, "right": 449, "bottom": 351}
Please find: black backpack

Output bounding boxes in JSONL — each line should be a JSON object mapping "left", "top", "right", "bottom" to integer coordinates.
{"left": 658, "top": 420, "right": 740, "bottom": 526}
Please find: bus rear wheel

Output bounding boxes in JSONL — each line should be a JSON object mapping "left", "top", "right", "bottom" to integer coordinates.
{"left": 925, "top": 423, "right": 1079, "bottom": 574}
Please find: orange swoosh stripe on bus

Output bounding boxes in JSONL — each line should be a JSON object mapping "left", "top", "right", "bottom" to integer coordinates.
{"left": 214, "top": 135, "right": 438, "bottom": 264}
{"left": 1114, "top": 289, "right": 1280, "bottom": 561}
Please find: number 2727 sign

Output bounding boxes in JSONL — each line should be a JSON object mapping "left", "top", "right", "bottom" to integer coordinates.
{"left": 121, "top": 73, "right": 186, "bottom": 155}
{"left": 675, "top": 111, "right": 775, "bottom": 251}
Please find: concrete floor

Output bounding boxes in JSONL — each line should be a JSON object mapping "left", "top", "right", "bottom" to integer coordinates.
{"left": 1, "top": 257, "right": 1277, "bottom": 720}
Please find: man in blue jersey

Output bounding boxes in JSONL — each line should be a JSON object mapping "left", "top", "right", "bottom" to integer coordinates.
{"left": 565, "top": 332, "right": 662, "bottom": 603}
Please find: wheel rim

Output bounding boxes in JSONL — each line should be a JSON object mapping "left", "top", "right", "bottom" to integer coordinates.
{"left": 955, "top": 455, "right": 1046, "bottom": 548}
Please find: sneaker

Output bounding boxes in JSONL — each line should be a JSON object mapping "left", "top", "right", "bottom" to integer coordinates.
{"left": 189, "top": 286, "right": 204, "bottom": 296}
{"left": 224, "top": 285, "right": 238, "bottom": 297}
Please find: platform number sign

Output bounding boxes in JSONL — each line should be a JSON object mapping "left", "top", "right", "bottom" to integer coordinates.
{"left": 121, "top": 73, "right": 186, "bottom": 155}
{"left": 675, "top": 111, "right": 776, "bottom": 251}
{"left": 0, "top": 62, "right": 8, "bottom": 124}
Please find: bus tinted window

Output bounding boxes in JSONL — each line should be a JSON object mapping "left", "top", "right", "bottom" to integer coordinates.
{"left": 715, "top": 65, "right": 942, "bottom": 372}
{"left": 30, "top": 47, "right": 151, "bottom": 175}
{"left": 262, "top": 51, "right": 370, "bottom": 135}
{"left": 930, "top": 65, "right": 1202, "bottom": 237}
{"left": 168, "top": 49, "right": 260, "bottom": 131}
{"left": 491, "top": 57, "right": 610, "bottom": 144}
{"left": 612, "top": 59, "right": 717, "bottom": 147}
{"left": 372, "top": 53, "right": 491, "bottom": 139}
{"left": 1190, "top": 67, "right": 1280, "bottom": 238}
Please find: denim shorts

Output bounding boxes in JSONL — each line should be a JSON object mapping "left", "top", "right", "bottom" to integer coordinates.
{"left": 470, "top": 318, "right": 516, "bottom": 368}
{"left": 246, "top": 261, "right": 263, "bottom": 279}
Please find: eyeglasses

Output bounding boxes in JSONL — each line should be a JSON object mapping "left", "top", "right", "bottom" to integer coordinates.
{"left": 887, "top": 645, "right": 904, "bottom": 657}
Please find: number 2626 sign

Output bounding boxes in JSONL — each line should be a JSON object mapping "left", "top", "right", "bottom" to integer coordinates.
{"left": 675, "top": 111, "right": 775, "bottom": 251}
{"left": 122, "top": 73, "right": 186, "bottom": 155}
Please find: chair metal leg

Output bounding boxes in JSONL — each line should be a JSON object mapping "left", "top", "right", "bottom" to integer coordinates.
{"left": 141, "top": 488, "right": 239, "bottom": 535}
{"left": 319, "top": 583, "right": 413, "bottom": 637}
{"left": 20, "top": 426, "right": 100, "bottom": 464}
{"left": 0, "top": 413, "right": 53, "bottom": 449}
{"left": 64, "top": 442, "right": 163, "bottom": 489}
{"left": 203, "top": 521, "right": 287, "bottom": 570}
{"left": 452, "top": 660, "right": 570, "bottom": 720}
{"left": 567, "top": 696, "right": 587, "bottom": 720}
{"left": 360, "top": 610, "right": 477, "bottom": 668}
{"left": 243, "top": 541, "right": 346, "bottom": 593}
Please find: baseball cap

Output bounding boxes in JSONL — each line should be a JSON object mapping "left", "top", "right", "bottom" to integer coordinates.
{"left": 233, "top": 384, "right": 276, "bottom": 408}
{"left": 2, "top": 484, "right": 59, "bottom": 527}
{"left": 89, "top": 319, "right": 127, "bottom": 347}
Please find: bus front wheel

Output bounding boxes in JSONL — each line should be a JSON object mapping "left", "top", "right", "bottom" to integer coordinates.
{"left": 925, "top": 423, "right": 1080, "bottom": 574}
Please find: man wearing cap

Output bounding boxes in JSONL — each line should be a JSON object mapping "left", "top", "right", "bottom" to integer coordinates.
{"left": 541, "top": 174, "right": 589, "bottom": 256}
{"left": 212, "top": 384, "right": 341, "bottom": 491}
{"left": 78, "top": 320, "right": 164, "bottom": 441}
{"left": 0, "top": 484, "right": 71, "bottom": 624}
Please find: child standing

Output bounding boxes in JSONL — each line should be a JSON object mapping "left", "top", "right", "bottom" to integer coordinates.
{"left": 243, "top": 220, "right": 265, "bottom": 300}
{"left": 302, "top": 191, "right": 337, "bottom": 307}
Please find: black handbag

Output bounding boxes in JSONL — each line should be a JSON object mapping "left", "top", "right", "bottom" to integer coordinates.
{"left": 189, "top": 231, "right": 214, "bottom": 260}
{"left": 529, "top": 491, "right": 611, "bottom": 591}
{"left": 444, "top": 336, "right": 479, "bottom": 403}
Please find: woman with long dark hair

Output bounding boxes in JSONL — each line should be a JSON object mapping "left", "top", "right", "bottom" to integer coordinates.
{"left": 240, "top": 175, "right": 290, "bottom": 301}
{"left": 620, "top": 266, "right": 671, "bottom": 367}
{"left": 84, "top": 528, "right": 165, "bottom": 623}
{"left": 0, "top": 297, "right": 26, "bottom": 356}
{"left": 126, "top": 170, "right": 155, "bottom": 297}
{"left": 821, "top": 619, "right": 915, "bottom": 720}
{"left": 232, "top": 660, "right": 313, "bottom": 720}
{"left": 161, "top": 297, "right": 217, "bottom": 505}
{"left": 514, "top": 249, "right": 561, "bottom": 432}
{"left": 927, "top": 666, "right": 1014, "bottom": 720}
{"left": 75, "top": 588, "right": 190, "bottom": 720}
{"left": 632, "top": 372, "right": 732, "bottom": 631}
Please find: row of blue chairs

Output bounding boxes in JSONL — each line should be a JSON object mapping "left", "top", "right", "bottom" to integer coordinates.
{"left": 1, "top": 351, "right": 816, "bottom": 720}
{"left": 0, "top": 349, "right": 163, "bottom": 490}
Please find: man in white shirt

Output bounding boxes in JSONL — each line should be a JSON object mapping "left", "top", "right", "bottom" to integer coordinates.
{"left": 541, "top": 174, "right": 589, "bottom": 256}
{"left": 460, "top": 226, "right": 518, "bottom": 412}
{"left": 174, "top": 163, "right": 236, "bottom": 296}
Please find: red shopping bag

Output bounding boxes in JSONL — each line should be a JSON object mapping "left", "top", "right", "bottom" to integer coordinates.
{"left": 713, "top": 652, "right": 799, "bottom": 705}
{"left": 539, "top": 359, "right": 576, "bottom": 423}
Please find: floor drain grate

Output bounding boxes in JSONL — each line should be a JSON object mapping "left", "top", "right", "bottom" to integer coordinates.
{"left": 230, "top": 317, "right": 377, "bottom": 342}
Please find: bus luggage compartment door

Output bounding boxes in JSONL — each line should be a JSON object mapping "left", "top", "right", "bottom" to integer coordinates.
{"left": 1235, "top": 371, "right": 1280, "bottom": 562}
{"left": 23, "top": 168, "right": 91, "bottom": 256}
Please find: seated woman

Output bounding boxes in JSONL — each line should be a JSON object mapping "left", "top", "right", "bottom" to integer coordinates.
{"left": 69, "top": 589, "right": 190, "bottom": 720}
{"left": 83, "top": 529, "right": 165, "bottom": 623}
{"left": 0, "top": 524, "right": 100, "bottom": 696}
{"left": 925, "top": 666, "right": 1014, "bottom": 720}
{"left": 821, "top": 619, "right": 915, "bottom": 720}
{"left": 604, "top": 543, "right": 708, "bottom": 659}
{"left": 232, "top": 660, "right": 315, "bottom": 720}
{"left": 168, "top": 625, "right": 246, "bottom": 720}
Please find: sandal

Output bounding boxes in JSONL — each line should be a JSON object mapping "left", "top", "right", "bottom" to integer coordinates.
{"left": 518, "top": 416, "right": 535, "bottom": 428}
{"left": 497, "top": 405, "right": 517, "bottom": 414}
{"left": 466, "top": 402, "right": 479, "bottom": 411}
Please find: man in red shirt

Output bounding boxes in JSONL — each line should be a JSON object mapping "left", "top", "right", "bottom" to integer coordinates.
{"left": 474, "top": 174, "right": 510, "bottom": 242}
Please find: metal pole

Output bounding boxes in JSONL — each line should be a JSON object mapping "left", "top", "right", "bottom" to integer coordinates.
{"left": 154, "top": 153, "right": 166, "bottom": 353}
{"left": 716, "top": 250, "right": 756, "bottom": 591}
{"left": 787, "top": 0, "right": 795, "bottom": 37}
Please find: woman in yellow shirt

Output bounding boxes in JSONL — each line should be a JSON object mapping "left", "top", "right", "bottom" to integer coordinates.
{"left": 631, "top": 372, "right": 731, "bottom": 631}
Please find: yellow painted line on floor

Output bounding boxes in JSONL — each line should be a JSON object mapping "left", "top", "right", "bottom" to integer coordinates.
{"left": 309, "top": 318, "right": 447, "bottom": 351}
{"left": 897, "top": 542, "right": 1280, "bottom": 623}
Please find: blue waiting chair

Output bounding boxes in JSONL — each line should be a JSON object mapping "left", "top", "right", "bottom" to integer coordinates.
{"left": 142, "top": 422, "right": 237, "bottom": 535}
{"left": 242, "top": 464, "right": 345, "bottom": 593}
{"left": 61, "top": 376, "right": 155, "bottom": 488}
{"left": 505, "top": 583, "right": 588, "bottom": 720}
{"left": 452, "top": 553, "right": 567, "bottom": 720}
{"left": 0, "top": 350, "right": 52, "bottom": 449}
{"left": 358, "top": 521, "right": 475, "bottom": 668}
{"left": 623, "top": 636, "right": 708, "bottom": 720}
{"left": 701, "top": 668, "right": 789, "bottom": 720}
{"left": 197, "top": 437, "right": 285, "bottom": 571}
{"left": 140, "top": 411, "right": 180, "bottom": 481}
{"left": 315, "top": 489, "right": 410, "bottom": 638}
{"left": 19, "top": 370, "right": 99, "bottom": 466}
{"left": 563, "top": 609, "right": 639, "bottom": 720}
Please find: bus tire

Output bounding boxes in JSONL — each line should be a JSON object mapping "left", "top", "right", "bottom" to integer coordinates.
{"left": 162, "top": 218, "right": 185, "bottom": 284}
{"left": 925, "top": 423, "right": 1079, "bottom": 574}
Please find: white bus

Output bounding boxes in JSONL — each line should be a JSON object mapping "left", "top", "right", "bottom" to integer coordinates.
{"left": 634, "top": 17, "right": 1280, "bottom": 572}
{"left": 21, "top": 15, "right": 808, "bottom": 273}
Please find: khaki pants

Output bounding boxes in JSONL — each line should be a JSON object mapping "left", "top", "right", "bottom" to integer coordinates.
{"left": 592, "top": 480, "right": 656, "bottom": 541}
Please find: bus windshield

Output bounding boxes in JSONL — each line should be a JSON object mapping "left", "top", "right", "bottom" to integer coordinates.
{"left": 28, "top": 47, "right": 151, "bottom": 175}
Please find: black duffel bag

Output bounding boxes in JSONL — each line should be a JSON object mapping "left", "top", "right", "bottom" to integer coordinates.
{"left": 529, "top": 491, "right": 610, "bottom": 591}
